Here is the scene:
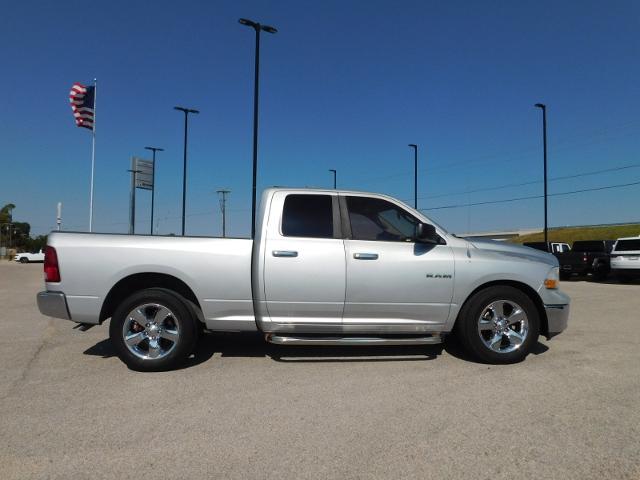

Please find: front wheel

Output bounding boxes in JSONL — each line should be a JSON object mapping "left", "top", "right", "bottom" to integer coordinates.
{"left": 19, "top": 257, "right": 29, "bottom": 263}
{"left": 455, "top": 286, "right": 540, "bottom": 364}
{"left": 109, "top": 288, "right": 199, "bottom": 371}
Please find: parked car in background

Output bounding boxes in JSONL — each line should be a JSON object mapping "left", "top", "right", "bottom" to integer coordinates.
{"left": 557, "top": 240, "right": 614, "bottom": 280}
{"left": 14, "top": 250, "right": 45, "bottom": 263}
{"left": 610, "top": 236, "right": 640, "bottom": 282}
{"left": 523, "top": 242, "right": 570, "bottom": 255}
{"left": 36, "top": 188, "right": 570, "bottom": 370}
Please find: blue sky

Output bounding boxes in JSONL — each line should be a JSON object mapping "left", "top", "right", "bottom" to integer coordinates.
{"left": 1, "top": 0, "right": 639, "bottom": 237}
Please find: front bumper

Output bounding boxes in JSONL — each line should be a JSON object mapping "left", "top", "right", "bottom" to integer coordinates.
{"left": 544, "top": 303, "right": 570, "bottom": 339}
{"left": 37, "top": 291, "right": 71, "bottom": 320}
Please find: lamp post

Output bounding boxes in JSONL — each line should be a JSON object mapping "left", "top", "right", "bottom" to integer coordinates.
{"left": 127, "top": 168, "right": 141, "bottom": 234}
{"left": 238, "top": 18, "right": 277, "bottom": 239}
{"left": 408, "top": 144, "right": 418, "bottom": 209}
{"left": 329, "top": 169, "right": 337, "bottom": 189}
{"left": 534, "top": 103, "right": 548, "bottom": 245}
{"left": 174, "top": 107, "right": 199, "bottom": 236}
{"left": 144, "top": 146, "right": 164, "bottom": 235}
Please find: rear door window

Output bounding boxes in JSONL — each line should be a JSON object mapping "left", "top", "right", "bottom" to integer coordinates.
{"left": 281, "top": 194, "right": 334, "bottom": 238}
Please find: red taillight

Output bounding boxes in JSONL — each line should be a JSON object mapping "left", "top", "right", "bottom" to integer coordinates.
{"left": 44, "top": 246, "right": 60, "bottom": 282}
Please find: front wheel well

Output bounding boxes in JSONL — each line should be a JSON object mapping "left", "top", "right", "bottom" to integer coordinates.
{"left": 455, "top": 280, "right": 548, "bottom": 337}
{"left": 99, "top": 273, "right": 201, "bottom": 323}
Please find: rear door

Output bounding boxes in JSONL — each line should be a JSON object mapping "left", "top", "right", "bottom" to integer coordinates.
{"left": 263, "top": 192, "right": 346, "bottom": 325}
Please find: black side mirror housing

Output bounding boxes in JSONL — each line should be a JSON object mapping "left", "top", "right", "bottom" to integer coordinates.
{"left": 415, "top": 223, "right": 439, "bottom": 244}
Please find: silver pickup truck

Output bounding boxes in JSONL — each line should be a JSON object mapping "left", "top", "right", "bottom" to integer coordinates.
{"left": 37, "top": 188, "right": 569, "bottom": 370}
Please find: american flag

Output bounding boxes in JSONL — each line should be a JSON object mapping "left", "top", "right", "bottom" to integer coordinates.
{"left": 69, "top": 82, "right": 95, "bottom": 130}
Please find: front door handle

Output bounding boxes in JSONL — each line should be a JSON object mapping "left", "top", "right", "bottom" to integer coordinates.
{"left": 353, "top": 252, "right": 378, "bottom": 260}
{"left": 272, "top": 250, "right": 298, "bottom": 258}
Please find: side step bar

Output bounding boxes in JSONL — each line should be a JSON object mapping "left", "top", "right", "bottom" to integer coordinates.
{"left": 265, "top": 334, "right": 443, "bottom": 346}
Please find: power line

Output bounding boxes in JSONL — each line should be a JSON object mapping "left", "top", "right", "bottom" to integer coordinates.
{"left": 420, "top": 179, "right": 640, "bottom": 211}
{"left": 354, "top": 121, "right": 640, "bottom": 186}
{"left": 406, "top": 162, "right": 640, "bottom": 201}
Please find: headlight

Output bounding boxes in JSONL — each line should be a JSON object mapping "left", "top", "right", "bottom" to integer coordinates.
{"left": 544, "top": 267, "right": 559, "bottom": 289}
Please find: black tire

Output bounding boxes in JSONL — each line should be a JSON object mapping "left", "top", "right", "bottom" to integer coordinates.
{"left": 454, "top": 285, "right": 540, "bottom": 364}
{"left": 109, "top": 288, "right": 199, "bottom": 371}
{"left": 19, "top": 257, "right": 29, "bottom": 263}
{"left": 617, "top": 275, "right": 633, "bottom": 284}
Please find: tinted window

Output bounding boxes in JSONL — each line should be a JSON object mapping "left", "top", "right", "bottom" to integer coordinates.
{"left": 282, "top": 194, "right": 334, "bottom": 238}
{"left": 572, "top": 241, "right": 606, "bottom": 253}
{"left": 346, "top": 196, "right": 420, "bottom": 242}
{"left": 614, "top": 239, "right": 640, "bottom": 252}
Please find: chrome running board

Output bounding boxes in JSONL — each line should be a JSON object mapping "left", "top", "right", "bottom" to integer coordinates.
{"left": 265, "top": 334, "right": 442, "bottom": 346}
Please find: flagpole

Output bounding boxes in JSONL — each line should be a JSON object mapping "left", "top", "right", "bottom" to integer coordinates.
{"left": 89, "top": 78, "right": 97, "bottom": 232}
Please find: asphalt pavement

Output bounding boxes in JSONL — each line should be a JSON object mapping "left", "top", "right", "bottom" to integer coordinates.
{"left": 1, "top": 261, "right": 639, "bottom": 479}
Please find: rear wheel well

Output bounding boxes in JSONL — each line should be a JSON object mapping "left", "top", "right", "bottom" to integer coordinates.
{"left": 99, "top": 273, "right": 201, "bottom": 323}
{"left": 455, "top": 280, "right": 548, "bottom": 337}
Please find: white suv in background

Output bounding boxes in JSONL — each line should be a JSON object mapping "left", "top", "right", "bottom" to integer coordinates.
{"left": 610, "top": 236, "right": 640, "bottom": 281}
{"left": 14, "top": 250, "right": 45, "bottom": 263}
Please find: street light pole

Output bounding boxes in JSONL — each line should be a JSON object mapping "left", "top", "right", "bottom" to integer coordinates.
{"left": 408, "top": 144, "right": 418, "bottom": 209}
{"left": 127, "top": 168, "right": 141, "bottom": 235}
{"left": 239, "top": 18, "right": 277, "bottom": 239}
{"left": 329, "top": 169, "right": 337, "bottom": 189}
{"left": 144, "top": 146, "right": 164, "bottom": 235}
{"left": 534, "top": 103, "right": 548, "bottom": 245}
{"left": 174, "top": 107, "right": 199, "bottom": 236}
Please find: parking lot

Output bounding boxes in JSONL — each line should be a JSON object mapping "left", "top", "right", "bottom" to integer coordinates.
{"left": 1, "top": 261, "right": 639, "bottom": 480}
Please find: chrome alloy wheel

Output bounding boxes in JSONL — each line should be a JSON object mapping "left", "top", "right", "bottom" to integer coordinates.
{"left": 477, "top": 300, "right": 529, "bottom": 354}
{"left": 122, "top": 303, "right": 180, "bottom": 360}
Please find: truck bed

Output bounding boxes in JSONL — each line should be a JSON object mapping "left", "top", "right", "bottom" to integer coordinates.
{"left": 46, "top": 232, "right": 255, "bottom": 329}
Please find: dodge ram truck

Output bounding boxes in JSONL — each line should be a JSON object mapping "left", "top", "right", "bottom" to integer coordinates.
{"left": 37, "top": 188, "right": 570, "bottom": 370}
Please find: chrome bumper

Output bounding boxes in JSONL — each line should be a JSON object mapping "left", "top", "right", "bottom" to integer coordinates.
{"left": 544, "top": 303, "right": 569, "bottom": 339}
{"left": 37, "top": 291, "right": 71, "bottom": 320}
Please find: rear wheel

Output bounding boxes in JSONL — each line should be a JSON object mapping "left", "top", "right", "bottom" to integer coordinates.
{"left": 455, "top": 286, "right": 539, "bottom": 364}
{"left": 109, "top": 288, "right": 199, "bottom": 371}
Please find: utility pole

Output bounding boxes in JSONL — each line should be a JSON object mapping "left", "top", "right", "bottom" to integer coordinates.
{"left": 329, "top": 169, "right": 337, "bottom": 189}
{"left": 217, "top": 189, "right": 231, "bottom": 238}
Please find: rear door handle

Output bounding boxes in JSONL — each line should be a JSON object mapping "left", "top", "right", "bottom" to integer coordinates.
{"left": 272, "top": 250, "right": 298, "bottom": 258}
{"left": 353, "top": 253, "right": 378, "bottom": 260}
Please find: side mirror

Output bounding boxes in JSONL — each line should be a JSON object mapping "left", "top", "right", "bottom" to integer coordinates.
{"left": 415, "top": 223, "right": 438, "bottom": 244}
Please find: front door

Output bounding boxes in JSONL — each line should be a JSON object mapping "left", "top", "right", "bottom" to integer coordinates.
{"left": 341, "top": 195, "right": 454, "bottom": 329}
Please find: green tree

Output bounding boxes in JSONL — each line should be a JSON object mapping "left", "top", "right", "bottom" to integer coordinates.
{"left": 0, "top": 203, "right": 16, "bottom": 223}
